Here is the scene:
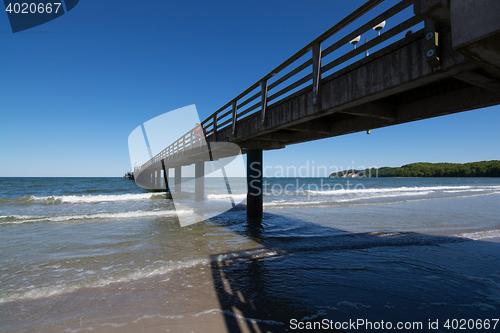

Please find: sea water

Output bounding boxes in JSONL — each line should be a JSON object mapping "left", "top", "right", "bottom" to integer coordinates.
{"left": 1, "top": 177, "right": 500, "bottom": 332}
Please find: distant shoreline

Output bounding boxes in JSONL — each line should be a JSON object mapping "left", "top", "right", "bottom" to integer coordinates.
{"left": 330, "top": 160, "right": 500, "bottom": 178}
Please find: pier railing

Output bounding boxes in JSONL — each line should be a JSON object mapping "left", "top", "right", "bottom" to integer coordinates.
{"left": 138, "top": 0, "right": 424, "bottom": 173}
{"left": 200, "top": 0, "right": 423, "bottom": 138}
{"left": 135, "top": 125, "right": 205, "bottom": 174}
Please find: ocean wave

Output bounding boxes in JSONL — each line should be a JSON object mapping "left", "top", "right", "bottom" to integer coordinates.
{"left": 3, "top": 185, "right": 497, "bottom": 206}
{"left": 430, "top": 302, "right": 497, "bottom": 311}
{"left": 337, "top": 301, "right": 372, "bottom": 310}
{"left": 0, "top": 196, "right": 34, "bottom": 204}
{"left": 206, "top": 193, "right": 247, "bottom": 200}
{"left": 456, "top": 229, "right": 500, "bottom": 240}
{"left": 190, "top": 309, "right": 284, "bottom": 325}
{"left": 261, "top": 185, "right": 500, "bottom": 208}
{"left": 0, "top": 258, "right": 208, "bottom": 304}
{"left": 0, "top": 209, "right": 190, "bottom": 225}
{"left": 0, "top": 248, "right": 284, "bottom": 304}
{"left": 304, "top": 185, "right": 500, "bottom": 195}
{"left": 263, "top": 191, "right": 433, "bottom": 207}
{"left": 2, "top": 191, "right": 248, "bottom": 205}
{"left": 0, "top": 192, "right": 168, "bottom": 205}
{"left": 264, "top": 200, "right": 326, "bottom": 207}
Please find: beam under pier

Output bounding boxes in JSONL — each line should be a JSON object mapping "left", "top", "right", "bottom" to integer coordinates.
{"left": 195, "top": 161, "right": 205, "bottom": 202}
{"left": 247, "top": 149, "right": 263, "bottom": 218}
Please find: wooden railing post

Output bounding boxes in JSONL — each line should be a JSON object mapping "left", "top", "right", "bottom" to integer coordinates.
{"left": 232, "top": 100, "right": 237, "bottom": 136}
{"left": 261, "top": 79, "right": 268, "bottom": 125}
{"left": 212, "top": 114, "right": 217, "bottom": 142}
{"left": 312, "top": 42, "right": 322, "bottom": 110}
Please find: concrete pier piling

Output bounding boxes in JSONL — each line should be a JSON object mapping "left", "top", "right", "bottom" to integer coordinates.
{"left": 195, "top": 161, "right": 205, "bottom": 202}
{"left": 175, "top": 166, "right": 182, "bottom": 192}
{"left": 161, "top": 160, "right": 170, "bottom": 192}
{"left": 247, "top": 149, "right": 263, "bottom": 218}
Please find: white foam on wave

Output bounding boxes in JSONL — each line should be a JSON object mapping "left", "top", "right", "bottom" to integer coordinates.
{"left": 337, "top": 301, "right": 372, "bottom": 310}
{"left": 29, "top": 192, "right": 166, "bottom": 204}
{"left": 442, "top": 189, "right": 487, "bottom": 194}
{"left": 304, "top": 185, "right": 500, "bottom": 196}
{"left": 299, "top": 311, "right": 326, "bottom": 321}
{"left": 215, "top": 249, "right": 285, "bottom": 263}
{"left": 63, "top": 327, "right": 95, "bottom": 332}
{"left": 456, "top": 229, "right": 500, "bottom": 240}
{"left": 132, "top": 314, "right": 184, "bottom": 324}
{"left": 100, "top": 323, "right": 127, "bottom": 328}
{"left": 0, "top": 258, "right": 208, "bottom": 304}
{"left": 264, "top": 200, "right": 325, "bottom": 207}
{"left": 191, "top": 309, "right": 284, "bottom": 325}
{"left": 263, "top": 191, "right": 433, "bottom": 207}
{"left": 0, "top": 209, "right": 190, "bottom": 225}
{"left": 262, "top": 184, "right": 500, "bottom": 208}
{"left": 0, "top": 214, "right": 41, "bottom": 220}
{"left": 334, "top": 191, "right": 433, "bottom": 202}
{"left": 207, "top": 193, "right": 247, "bottom": 201}
{"left": 430, "top": 302, "right": 497, "bottom": 311}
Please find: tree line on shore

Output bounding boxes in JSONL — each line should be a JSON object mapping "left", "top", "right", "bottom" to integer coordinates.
{"left": 330, "top": 160, "right": 500, "bottom": 178}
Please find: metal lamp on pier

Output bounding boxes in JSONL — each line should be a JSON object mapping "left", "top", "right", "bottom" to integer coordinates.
{"left": 365, "top": 21, "right": 386, "bottom": 57}
{"left": 373, "top": 20, "right": 386, "bottom": 36}
{"left": 350, "top": 35, "right": 361, "bottom": 49}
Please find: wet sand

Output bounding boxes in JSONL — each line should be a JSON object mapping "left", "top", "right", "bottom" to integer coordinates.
{"left": 2, "top": 260, "right": 227, "bottom": 333}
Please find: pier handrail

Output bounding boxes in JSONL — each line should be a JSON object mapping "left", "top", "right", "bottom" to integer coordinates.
{"left": 200, "top": 0, "right": 421, "bottom": 137}
{"left": 136, "top": 125, "right": 206, "bottom": 174}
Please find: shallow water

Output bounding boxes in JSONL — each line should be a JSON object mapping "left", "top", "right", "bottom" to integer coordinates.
{"left": 1, "top": 177, "right": 500, "bottom": 332}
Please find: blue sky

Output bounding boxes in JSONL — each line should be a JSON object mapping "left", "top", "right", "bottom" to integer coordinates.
{"left": 1, "top": 0, "right": 499, "bottom": 177}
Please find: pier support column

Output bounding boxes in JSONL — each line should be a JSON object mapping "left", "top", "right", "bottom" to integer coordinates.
{"left": 195, "top": 161, "right": 205, "bottom": 202}
{"left": 164, "top": 170, "right": 170, "bottom": 192}
{"left": 161, "top": 160, "right": 170, "bottom": 192}
{"left": 247, "top": 149, "right": 263, "bottom": 218}
{"left": 175, "top": 166, "right": 181, "bottom": 192}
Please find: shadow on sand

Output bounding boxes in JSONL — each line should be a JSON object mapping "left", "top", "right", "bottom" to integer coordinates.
{"left": 208, "top": 210, "right": 500, "bottom": 333}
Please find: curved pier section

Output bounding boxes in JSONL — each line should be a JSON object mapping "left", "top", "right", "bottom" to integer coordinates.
{"left": 129, "top": 106, "right": 246, "bottom": 226}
